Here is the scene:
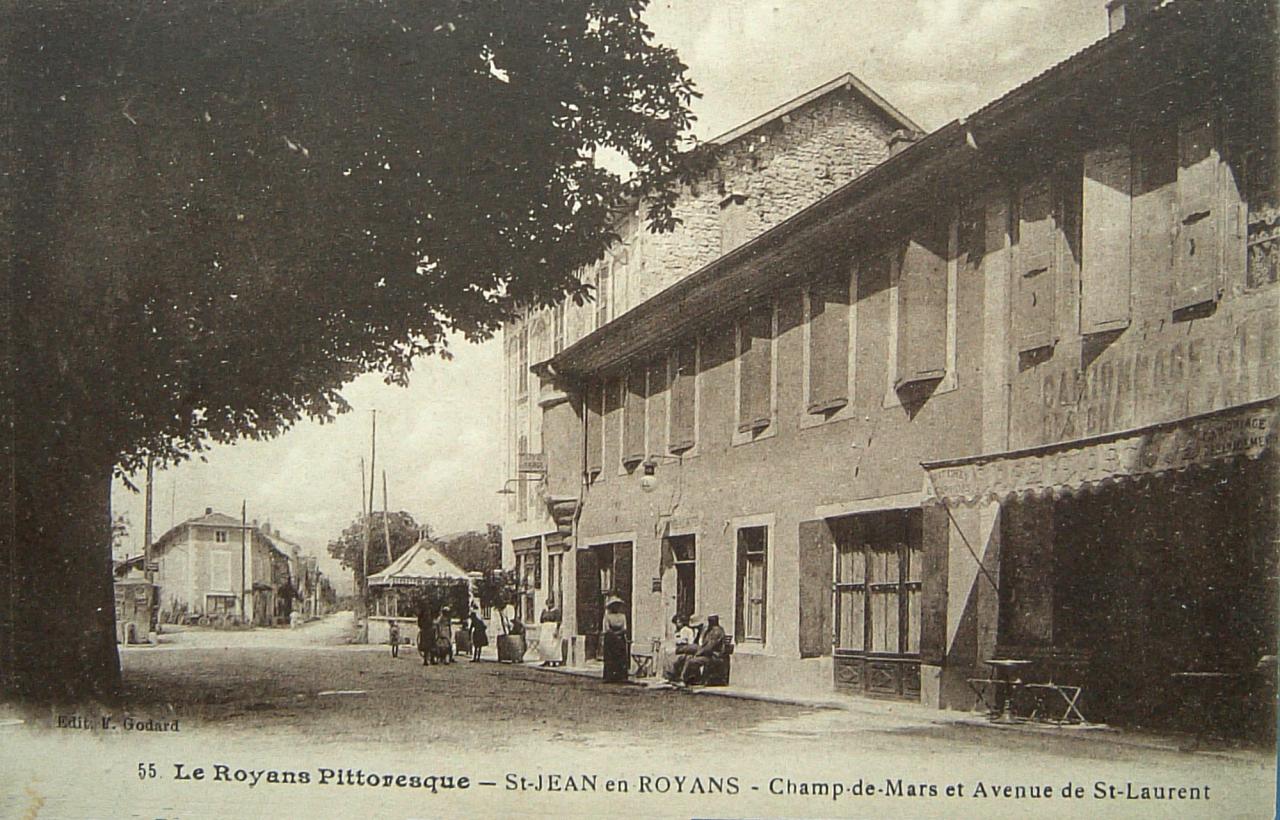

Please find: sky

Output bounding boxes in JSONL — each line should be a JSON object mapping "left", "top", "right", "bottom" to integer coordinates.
{"left": 110, "top": 0, "right": 1110, "bottom": 592}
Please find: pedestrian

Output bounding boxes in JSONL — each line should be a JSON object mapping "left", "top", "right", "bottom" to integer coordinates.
{"left": 468, "top": 602, "right": 488, "bottom": 662}
{"left": 416, "top": 603, "right": 432, "bottom": 667}
{"left": 538, "top": 596, "right": 563, "bottom": 668}
{"left": 601, "top": 595, "right": 629, "bottom": 683}
{"left": 388, "top": 618, "right": 401, "bottom": 658}
{"left": 433, "top": 606, "right": 454, "bottom": 665}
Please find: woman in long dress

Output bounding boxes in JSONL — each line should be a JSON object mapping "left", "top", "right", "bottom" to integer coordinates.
{"left": 468, "top": 603, "right": 488, "bottom": 662}
{"left": 601, "top": 596, "right": 629, "bottom": 682}
{"left": 538, "top": 597, "right": 563, "bottom": 667}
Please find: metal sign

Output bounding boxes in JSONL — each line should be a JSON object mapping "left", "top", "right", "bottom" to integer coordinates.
{"left": 518, "top": 452, "right": 547, "bottom": 474}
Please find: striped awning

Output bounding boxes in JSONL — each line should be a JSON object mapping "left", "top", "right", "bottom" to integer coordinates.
{"left": 922, "top": 397, "right": 1278, "bottom": 505}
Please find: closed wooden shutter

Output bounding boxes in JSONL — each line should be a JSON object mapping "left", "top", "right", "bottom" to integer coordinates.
{"left": 575, "top": 547, "right": 599, "bottom": 637}
{"left": 919, "top": 503, "right": 949, "bottom": 666}
{"left": 1173, "top": 112, "right": 1220, "bottom": 311}
{"left": 738, "top": 306, "right": 773, "bottom": 433}
{"left": 896, "top": 219, "right": 949, "bottom": 387}
{"left": 798, "top": 520, "right": 834, "bottom": 658}
{"left": 808, "top": 276, "right": 851, "bottom": 414}
{"left": 585, "top": 381, "right": 603, "bottom": 476}
{"left": 622, "top": 368, "right": 645, "bottom": 466}
{"left": 646, "top": 357, "right": 667, "bottom": 459}
{"left": 1081, "top": 143, "right": 1133, "bottom": 333}
{"left": 1015, "top": 177, "right": 1057, "bottom": 352}
{"left": 668, "top": 341, "right": 696, "bottom": 452}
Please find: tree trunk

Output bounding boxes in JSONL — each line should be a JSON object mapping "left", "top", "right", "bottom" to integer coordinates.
{"left": 1, "top": 460, "right": 120, "bottom": 705}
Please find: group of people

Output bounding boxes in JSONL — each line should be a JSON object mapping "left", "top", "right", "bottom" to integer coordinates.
{"left": 663, "top": 612, "right": 728, "bottom": 686}
{"left": 388, "top": 602, "right": 490, "bottom": 664}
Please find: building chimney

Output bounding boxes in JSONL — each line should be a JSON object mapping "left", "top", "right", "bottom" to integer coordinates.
{"left": 1107, "top": 0, "right": 1159, "bottom": 33}
{"left": 205, "top": 507, "right": 213, "bottom": 516}
{"left": 888, "top": 129, "right": 918, "bottom": 157}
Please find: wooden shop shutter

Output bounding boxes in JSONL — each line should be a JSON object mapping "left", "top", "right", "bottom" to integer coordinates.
{"left": 918, "top": 503, "right": 950, "bottom": 666}
{"left": 895, "top": 218, "right": 949, "bottom": 387}
{"left": 798, "top": 520, "right": 835, "bottom": 658}
{"left": 808, "top": 276, "right": 851, "bottom": 414}
{"left": 585, "top": 381, "right": 603, "bottom": 477}
{"left": 622, "top": 368, "right": 646, "bottom": 466}
{"left": 1173, "top": 112, "right": 1220, "bottom": 311}
{"left": 738, "top": 306, "right": 773, "bottom": 433}
{"left": 1081, "top": 143, "right": 1133, "bottom": 333}
{"left": 575, "top": 547, "right": 599, "bottom": 635}
{"left": 1014, "top": 177, "right": 1057, "bottom": 352}
{"left": 668, "top": 340, "right": 696, "bottom": 452}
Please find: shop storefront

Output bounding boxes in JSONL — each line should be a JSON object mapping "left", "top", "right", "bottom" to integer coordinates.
{"left": 925, "top": 398, "right": 1278, "bottom": 738}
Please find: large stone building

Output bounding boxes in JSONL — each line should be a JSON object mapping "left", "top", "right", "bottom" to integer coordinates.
{"left": 502, "top": 0, "right": 1278, "bottom": 737}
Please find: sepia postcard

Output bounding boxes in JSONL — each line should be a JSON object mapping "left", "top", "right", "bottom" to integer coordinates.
{"left": 1, "top": 0, "right": 1277, "bottom": 817}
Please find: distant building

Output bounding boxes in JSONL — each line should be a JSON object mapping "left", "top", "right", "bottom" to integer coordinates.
{"left": 151, "top": 508, "right": 292, "bottom": 626}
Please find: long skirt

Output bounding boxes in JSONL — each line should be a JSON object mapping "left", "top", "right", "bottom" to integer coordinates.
{"left": 602, "top": 630, "right": 629, "bottom": 682}
{"left": 538, "top": 622, "right": 563, "bottom": 663}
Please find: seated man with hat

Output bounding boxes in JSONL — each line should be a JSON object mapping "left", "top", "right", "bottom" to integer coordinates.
{"left": 680, "top": 613, "right": 728, "bottom": 686}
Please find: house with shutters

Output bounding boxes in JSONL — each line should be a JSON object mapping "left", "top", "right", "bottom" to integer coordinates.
{"left": 508, "top": 0, "right": 1278, "bottom": 738}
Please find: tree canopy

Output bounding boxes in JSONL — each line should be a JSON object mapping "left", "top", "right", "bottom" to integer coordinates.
{"left": 328, "top": 511, "right": 425, "bottom": 582}
{"left": 7, "top": 0, "right": 699, "bottom": 478}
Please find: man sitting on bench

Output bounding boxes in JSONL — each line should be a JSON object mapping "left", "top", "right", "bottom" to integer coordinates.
{"left": 680, "top": 613, "right": 727, "bottom": 686}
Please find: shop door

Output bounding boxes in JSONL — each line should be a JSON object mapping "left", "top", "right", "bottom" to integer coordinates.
{"left": 832, "top": 510, "right": 922, "bottom": 699}
{"left": 576, "top": 542, "right": 633, "bottom": 659}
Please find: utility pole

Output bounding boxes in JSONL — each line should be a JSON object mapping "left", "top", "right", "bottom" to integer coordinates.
{"left": 240, "top": 500, "right": 247, "bottom": 622}
{"left": 382, "top": 469, "right": 393, "bottom": 564}
{"left": 143, "top": 455, "right": 154, "bottom": 583}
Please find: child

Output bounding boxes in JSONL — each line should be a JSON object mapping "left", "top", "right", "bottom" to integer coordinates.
{"left": 388, "top": 619, "right": 401, "bottom": 658}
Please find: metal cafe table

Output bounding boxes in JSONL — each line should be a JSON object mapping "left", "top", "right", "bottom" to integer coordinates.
{"left": 969, "top": 659, "right": 1034, "bottom": 722}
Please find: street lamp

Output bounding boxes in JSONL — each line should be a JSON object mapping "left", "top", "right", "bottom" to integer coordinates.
{"left": 640, "top": 454, "right": 682, "bottom": 493}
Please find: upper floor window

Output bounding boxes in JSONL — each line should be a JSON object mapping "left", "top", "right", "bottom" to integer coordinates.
{"left": 734, "top": 304, "right": 776, "bottom": 443}
{"left": 516, "top": 320, "right": 529, "bottom": 397}
{"left": 596, "top": 262, "right": 612, "bottom": 329}
{"left": 804, "top": 271, "right": 854, "bottom": 418}
{"left": 668, "top": 339, "right": 698, "bottom": 454}
{"left": 215, "top": 530, "right": 228, "bottom": 543}
{"left": 622, "top": 367, "right": 646, "bottom": 468}
{"left": 881, "top": 214, "right": 958, "bottom": 406}
{"left": 552, "top": 301, "right": 566, "bottom": 354}
{"left": 720, "top": 192, "right": 750, "bottom": 255}
{"left": 585, "top": 380, "right": 604, "bottom": 480}
{"left": 517, "top": 435, "right": 529, "bottom": 522}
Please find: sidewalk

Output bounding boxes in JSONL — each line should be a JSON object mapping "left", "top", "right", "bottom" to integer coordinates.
{"left": 518, "top": 658, "right": 1272, "bottom": 764}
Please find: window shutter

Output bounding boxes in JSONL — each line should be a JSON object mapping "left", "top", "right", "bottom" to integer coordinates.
{"left": 798, "top": 520, "right": 833, "bottom": 658}
{"left": 1015, "top": 177, "right": 1057, "bottom": 352}
{"left": 738, "top": 306, "right": 773, "bottom": 433}
{"left": 759, "top": 533, "right": 768, "bottom": 645}
{"left": 1081, "top": 144, "right": 1133, "bottom": 333}
{"left": 1173, "top": 112, "right": 1220, "bottom": 311}
{"left": 585, "top": 381, "right": 603, "bottom": 476}
{"left": 622, "top": 368, "right": 646, "bottom": 466}
{"left": 895, "top": 220, "right": 949, "bottom": 387}
{"left": 735, "top": 532, "right": 749, "bottom": 640}
{"left": 668, "top": 341, "right": 696, "bottom": 452}
{"left": 646, "top": 358, "right": 666, "bottom": 459}
{"left": 808, "top": 276, "right": 851, "bottom": 414}
{"left": 575, "top": 547, "right": 599, "bottom": 636}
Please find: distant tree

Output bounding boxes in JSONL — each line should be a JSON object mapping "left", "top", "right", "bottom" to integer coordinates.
{"left": 438, "top": 528, "right": 501, "bottom": 573}
{"left": 2, "top": 0, "right": 698, "bottom": 704}
{"left": 327, "top": 511, "right": 425, "bottom": 585}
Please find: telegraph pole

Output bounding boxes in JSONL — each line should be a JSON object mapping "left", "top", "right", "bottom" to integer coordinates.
{"left": 143, "top": 456, "right": 154, "bottom": 583}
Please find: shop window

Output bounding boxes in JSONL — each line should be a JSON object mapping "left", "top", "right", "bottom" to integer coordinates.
{"left": 720, "top": 192, "right": 749, "bottom": 254}
{"left": 833, "top": 511, "right": 922, "bottom": 657}
{"left": 668, "top": 339, "right": 697, "bottom": 453}
{"left": 514, "top": 543, "right": 539, "bottom": 624}
{"left": 622, "top": 368, "right": 646, "bottom": 467}
{"left": 1014, "top": 177, "right": 1057, "bottom": 352}
{"left": 736, "top": 526, "right": 768, "bottom": 643}
{"left": 547, "top": 551, "right": 563, "bottom": 611}
{"left": 1081, "top": 143, "right": 1133, "bottom": 333}
{"left": 735, "top": 305, "right": 775, "bottom": 439}
{"left": 895, "top": 217, "right": 949, "bottom": 388}
{"left": 806, "top": 273, "right": 852, "bottom": 415}
{"left": 585, "top": 381, "right": 604, "bottom": 479}
{"left": 1173, "top": 112, "right": 1220, "bottom": 313}
{"left": 668, "top": 535, "right": 697, "bottom": 620}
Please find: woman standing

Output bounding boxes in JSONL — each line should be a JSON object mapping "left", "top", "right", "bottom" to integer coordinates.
{"left": 467, "top": 602, "right": 488, "bottom": 662}
{"left": 538, "top": 596, "right": 563, "bottom": 667}
{"left": 601, "top": 595, "right": 629, "bottom": 683}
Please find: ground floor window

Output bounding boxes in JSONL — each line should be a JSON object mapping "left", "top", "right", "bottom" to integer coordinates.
{"left": 205, "top": 594, "right": 236, "bottom": 616}
{"left": 834, "top": 510, "right": 921, "bottom": 655}
{"left": 669, "top": 535, "right": 696, "bottom": 620}
{"left": 547, "top": 550, "right": 564, "bottom": 609}
{"left": 736, "top": 526, "right": 768, "bottom": 642}
{"left": 513, "top": 539, "right": 541, "bottom": 624}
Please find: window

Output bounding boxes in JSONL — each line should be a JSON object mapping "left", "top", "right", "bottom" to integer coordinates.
{"left": 215, "top": 530, "right": 228, "bottom": 543}
{"left": 1014, "top": 177, "right": 1057, "bottom": 352}
{"left": 552, "top": 301, "right": 566, "bottom": 354}
{"left": 895, "top": 218, "right": 949, "bottom": 388}
{"left": 668, "top": 339, "right": 697, "bottom": 453}
{"left": 736, "top": 526, "right": 768, "bottom": 642}
{"left": 668, "top": 535, "right": 696, "bottom": 620}
{"left": 514, "top": 539, "right": 540, "bottom": 624}
{"left": 805, "top": 273, "right": 852, "bottom": 415}
{"left": 1081, "top": 143, "right": 1133, "bottom": 334}
{"left": 596, "top": 262, "right": 611, "bottom": 329}
{"left": 586, "top": 381, "right": 604, "bottom": 478}
{"left": 547, "top": 551, "right": 564, "bottom": 611}
{"left": 834, "top": 511, "right": 922, "bottom": 657}
{"left": 1173, "top": 111, "right": 1220, "bottom": 312}
{"left": 517, "top": 435, "right": 528, "bottom": 522}
{"left": 735, "top": 305, "right": 775, "bottom": 439}
{"left": 206, "top": 594, "right": 236, "bottom": 616}
{"left": 516, "top": 319, "right": 529, "bottom": 397}
{"left": 622, "top": 368, "right": 646, "bottom": 467}
{"left": 720, "top": 192, "right": 749, "bottom": 254}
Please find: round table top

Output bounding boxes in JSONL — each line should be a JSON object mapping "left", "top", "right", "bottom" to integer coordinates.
{"left": 985, "top": 659, "right": 1034, "bottom": 668}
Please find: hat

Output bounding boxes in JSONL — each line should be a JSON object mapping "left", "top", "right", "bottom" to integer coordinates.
{"left": 706, "top": 613, "right": 720, "bottom": 624}
{"left": 688, "top": 613, "right": 704, "bottom": 627}
{"left": 604, "top": 595, "right": 624, "bottom": 608}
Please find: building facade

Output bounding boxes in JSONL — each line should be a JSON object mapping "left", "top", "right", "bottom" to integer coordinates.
{"left": 500, "top": 72, "right": 923, "bottom": 641}
{"left": 152, "top": 509, "right": 294, "bottom": 626}
{"left": 507, "top": 0, "right": 1278, "bottom": 736}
